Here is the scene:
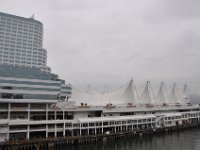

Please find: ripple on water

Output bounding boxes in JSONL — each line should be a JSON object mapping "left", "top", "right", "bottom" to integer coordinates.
{"left": 54, "top": 128, "right": 200, "bottom": 150}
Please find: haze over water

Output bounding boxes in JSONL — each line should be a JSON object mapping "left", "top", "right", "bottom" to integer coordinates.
{"left": 54, "top": 128, "right": 200, "bottom": 150}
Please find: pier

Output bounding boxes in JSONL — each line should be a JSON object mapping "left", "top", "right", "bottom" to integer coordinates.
{"left": 1, "top": 123, "right": 200, "bottom": 150}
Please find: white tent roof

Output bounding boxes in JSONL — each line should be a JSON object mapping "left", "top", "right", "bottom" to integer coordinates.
{"left": 155, "top": 82, "right": 169, "bottom": 104}
{"left": 71, "top": 79, "right": 138, "bottom": 106}
{"left": 169, "top": 83, "right": 183, "bottom": 104}
{"left": 70, "top": 79, "right": 191, "bottom": 106}
{"left": 182, "top": 84, "right": 191, "bottom": 104}
{"left": 140, "top": 81, "right": 155, "bottom": 104}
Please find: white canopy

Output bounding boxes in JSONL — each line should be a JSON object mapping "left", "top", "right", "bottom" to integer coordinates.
{"left": 70, "top": 79, "right": 191, "bottom": 106}
{"left": 155, "top": 82, "right": 169, "bottom": 104}
{"left": 71, "top": 79, "right": 139, "bottom": 106}
{"left": 182, "top": 84, "right": 191, "bottom": 104}
{"left": 140, "top": 81, "right": 155, "bottom": 105}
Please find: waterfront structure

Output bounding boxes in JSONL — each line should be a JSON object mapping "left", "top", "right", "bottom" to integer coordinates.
{"left": 71, "top": 79, "right": 191, "bottom": 106}
{"left": 0, "top": 101, "right": 199, "bottom": 142}
{"left": 0, "top": 12, "right": 199, "bottom": 148}
{"left": 0, "top": 12, "right": 50, "bottom": 72}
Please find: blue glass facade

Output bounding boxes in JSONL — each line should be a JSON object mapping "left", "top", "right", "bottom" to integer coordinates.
{"left": 0, "top": 65, "right": 72, "bottom": 101}
{"left": 0, "top": 93, "right": 57, "bottom": 100}
{"left": 0, "top": 86, "right": 60, "bottom": 92}
{"left": 0, "top": 64, "right": 58, "bottom": 80}
{"left": 0, "top": 79, "right": 60, "bottom": 86}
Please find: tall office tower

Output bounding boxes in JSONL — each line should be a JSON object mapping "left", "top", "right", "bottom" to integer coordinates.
{"left": 0, "top": 12, "right": 50, "bottom": 72}
{"left": 0, "top": 12, "right": 72, "bottom": 102}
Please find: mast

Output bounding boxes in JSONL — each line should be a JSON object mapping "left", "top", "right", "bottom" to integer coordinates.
{"left": 182, "top": 84, "right": 191, "bottom": 104}
{"left": 169, "top": 83, "right": 182, "bottom": 104}
{"left": 121, "top": 78, "right": 135, "bottom": 104}
{"left": 141, "top": 81, "right": 155, "bottom": 105}
{"left": 155, "top": 81, "right": 169, "bottom": 105}
{"left": 132, "top": 80, "right": 141, "bottom": 105}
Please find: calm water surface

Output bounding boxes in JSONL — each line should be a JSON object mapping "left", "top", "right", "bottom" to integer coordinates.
{"left": 53, "top": 128, "right": 200, "bottom": 150}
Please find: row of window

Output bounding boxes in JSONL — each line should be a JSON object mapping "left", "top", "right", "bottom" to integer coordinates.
{"left": 0, "top": 49, "right": 45, "bottom": 53}
{"left": 80, "top": 119, "right": 156, "bottom": 127}
{"left": 0, "top": 93, "right": 58, "bottom": 100}
{"left": 0, "top": 79, "right": 60, "bottom": 86}
{"left": 0, "top": 38, "right": 41, "bottom": 43}
{"left": 0, "top": 30, "right": 42, "bottom": 38}
{"left": 0, "top": 45, "right": 41, "bottom": 50}
{"left": 0, "top": 59, "right": 45, "bottom": 64}
{"left": 0, "top": 43, "right": 34, "bottom": 48}
{"left": 0, "top": 49, "right": 43, "bottom": 54}
{"left": 3, "top": 55, "right": 44, "bottom": 58}
{"left": 165, "top": 116, "right": 181, "bottom": 120}
{"left": 0, "top": 37, "right": 42, "bottom": 44}
{"left": 0, "top": 54, "right": 46, "bottom": 59}
{"left": 0, "top": 17, "right": 42, "bottom": 29}
{"left": 0, "top": 61, "right": 46, "bottom": 66}
{"left": 0, "top": 27, "right": 42, "bottom": 36}
{"left": 0, "top": 59, "right": 46, "bottom": 64}
{"left": 0, "top": 36, "right": 42, "bottom": 42}
{"left": 0, "top": 26, "right": 42, "bottom": 35}
{"left": 4, "top": 57, "right": 40, "bottom": 62}
{"left": 0, "top": 86, "right": 60, "bottom": 92}
{"left": 0, "top": 43, "right": 42, "bottom": 49}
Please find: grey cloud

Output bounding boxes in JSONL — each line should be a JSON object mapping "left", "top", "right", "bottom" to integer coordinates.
{"left": 1, "top": 0, "right": 200, "bottom": 93}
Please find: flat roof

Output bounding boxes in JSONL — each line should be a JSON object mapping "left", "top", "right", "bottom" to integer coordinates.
{"left": 63, "top": 105, "right": 199, "bottom": 113}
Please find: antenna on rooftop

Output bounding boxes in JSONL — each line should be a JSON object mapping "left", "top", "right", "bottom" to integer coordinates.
{"left": 29, "top": 13, "right": 34, "bottom": 19}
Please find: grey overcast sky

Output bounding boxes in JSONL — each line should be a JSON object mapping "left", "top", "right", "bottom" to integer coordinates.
{"left": 1, "top": 0, "right": 200, "bottom": 93}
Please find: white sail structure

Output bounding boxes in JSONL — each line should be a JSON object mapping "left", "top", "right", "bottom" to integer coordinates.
{"left": 155, "top": 82, "right": 169, "bottom": 105}
{"left": 85, "top": 84, "right": 100, "bottom": 95}
{"left": 140, "top": 81, "right": 155, "bottom": 105}
{"left": 70, "top": 80, "right": 191, "bottom": 106}
{"left": 101, "top": 79, "right": 135, "bottom": 105}
{"left": 132, "top": 80, "right": 141, "bottom": 105}
{"left": 70, "top": 79, "right": 137, "bottom": 106}
{"left": 169, "top": 83, "right": 182, "bottom": 104}
{"left": 182, "top": 84, "right": 191, "bottom": 104}
{"left": 70, "top": 87, "right": 93, "bottom": 105}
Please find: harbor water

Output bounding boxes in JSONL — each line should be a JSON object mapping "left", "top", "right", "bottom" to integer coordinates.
{"left": 53, "top": 128, "right": 200, "bottom": 150}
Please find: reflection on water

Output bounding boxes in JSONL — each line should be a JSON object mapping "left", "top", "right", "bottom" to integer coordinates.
{"left": 54, "top": 128, "right": 200, "bottom": 150}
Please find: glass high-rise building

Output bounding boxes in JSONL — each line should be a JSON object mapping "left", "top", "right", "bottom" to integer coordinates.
{"left": 0, "top": 12, "right": 71, "bottom": 103}
{"left": 0, "top": 12, "right": 50, "bottom": 72}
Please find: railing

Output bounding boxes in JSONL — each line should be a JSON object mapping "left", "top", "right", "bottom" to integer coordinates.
{"left": 10, "top": 128, "right": 27, "bottom": 131}
{"left": 10, "top": 107, "right": 28, "bottom": 111}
